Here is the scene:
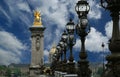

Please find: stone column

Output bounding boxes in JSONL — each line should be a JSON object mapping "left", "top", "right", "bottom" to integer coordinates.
{"left": 29, "top": 26, "right": 45, "bottom": 77}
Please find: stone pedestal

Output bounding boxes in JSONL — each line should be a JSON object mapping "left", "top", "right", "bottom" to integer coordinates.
{"left": 55, "top": 71, "right": 67, "bottom": 77}
{"left": 64, "top": 74, "right": 78, "bottom": 77}
{"left": 29, "top": 26, "right": 45, "bottom": 77}
{"left": 29, "top": 66, "right": 41, "bottom": 77}
{"left": 62, "top": 63, "right": 67, "bottom": 72}
{"left": 67, "top": 62, "right": 76, "bottom": 74}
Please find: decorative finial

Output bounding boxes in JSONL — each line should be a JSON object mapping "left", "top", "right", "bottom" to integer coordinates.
{"left": 33, "top": 10, "right": 42, "bottom": 26}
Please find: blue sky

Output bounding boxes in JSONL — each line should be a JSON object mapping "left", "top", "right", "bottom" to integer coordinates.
{"left": 0, "top": 0, "right": 113, "bottom": 65}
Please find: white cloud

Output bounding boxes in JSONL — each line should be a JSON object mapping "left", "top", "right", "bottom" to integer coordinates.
{"left": 38, "top": 0, "right": 102, "bottom": 52}
{"left": 44, "top": 50, "right": 49, "bottom": 57}
{"left": 17, "top": 2, "right": 31, "bottom": 12}
{"left": 0, "top": 49, "right": 20, "bottom": 65}
{"left": 0, "top": 31, "right": 26, "bottom": 65}
{"left": 39, "top": 0, "right": 69, "bottom": 29}
{"left": 2, "top": 0, "right": 32, "bottom": 27}
{"left": 44, "top": 49, "right": 49, "bottom": 63}
{"left": 86, "top": 27, "right": 108, "bottom": 52}
{"left": 37, "top": 0, "right": 103, "bottom": 54}
{"left": 88, "top": 0, "right": 102, "bottom": 19}
{"left": 74, "top": 39, "right": 81, "bottom": 50}
{"left": 105, "top": 21, "right": 113, "bottom": 39}
{"left": 74, "top": 27, "right": 108, "bottom": 52}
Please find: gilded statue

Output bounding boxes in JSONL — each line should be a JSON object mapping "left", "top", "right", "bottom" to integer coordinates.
{"left": 33, "top": 10, "right": 42, "bottom": 26}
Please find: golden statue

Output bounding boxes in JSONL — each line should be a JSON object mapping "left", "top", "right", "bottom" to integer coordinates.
{"left": 33, "top": 10, "right": 42, "bottom": 26}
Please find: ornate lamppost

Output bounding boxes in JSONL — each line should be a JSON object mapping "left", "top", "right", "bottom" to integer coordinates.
{"left": 59, "top": 40, "right": 64, "bottom": 62}
{"left": 61, "top": 31, "right": 68, "bottom": 63}
{"left": 66, "top": 19, "right": 75, "bottom": 62}
{"left": 100, "top": 0, "right": 120, "bottom": 77}
{"left": 101, "top": 42, "right": 105, "bottom": 76}
{"left": 60, "top": 31, "right": 68, "bottom": 72}
{"left": 66, "top": 19, "right": 76, "bottom": 74}
{"left": 75, "top": 0, "right": 91, "bottom": 77}
{"left": 55, "top": 44, "right": 62, "bottom": 71}
{"left": 58, "top": 39, "right": 64, "bottom": 71}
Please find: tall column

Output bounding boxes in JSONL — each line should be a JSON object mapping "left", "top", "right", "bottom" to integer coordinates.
{"left": 104, "top": 11, "right": 120, "bottom": 77}
{"left": 29, "top": 10, "right": 45, "bottom": 77}
{"left": 100, "top": 0, "right": 120, "bottom": 76}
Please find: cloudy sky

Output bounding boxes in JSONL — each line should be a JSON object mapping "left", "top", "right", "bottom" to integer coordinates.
{"left": 0, "top": 0, "right": 113, "bottom": 65}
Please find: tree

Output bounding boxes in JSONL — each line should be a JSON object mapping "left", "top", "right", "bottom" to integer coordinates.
{"left": 6, "top": 68, "right": 11, "bottom": 77}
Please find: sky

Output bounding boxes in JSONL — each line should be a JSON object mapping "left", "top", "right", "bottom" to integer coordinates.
{"left": 0, "top": 0, "right": 114, "bottom": 65}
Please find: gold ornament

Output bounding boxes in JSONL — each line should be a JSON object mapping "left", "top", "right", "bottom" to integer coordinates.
{"left": 33, "top": 10, "right": 42, "bottom": 26}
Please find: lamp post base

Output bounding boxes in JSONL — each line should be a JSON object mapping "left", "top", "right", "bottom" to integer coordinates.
{"left": 103, "top": 53, "right": 120, "bottom": 77}
{"left": 77, "top": 60, "right": 91, "bottom": 77}
{"left": 60, "top": 62, "right": 67, "bottom": 72}
{"left": 67, "top": 62, "right": 76, "bottom": 74}
{"left": 103, "top": 39, "right": 120, "bottom": 77}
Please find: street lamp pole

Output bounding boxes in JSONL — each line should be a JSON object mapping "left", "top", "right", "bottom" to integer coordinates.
{"left": 101, "top": 42, "right": 105, "bottom": 76}
{"left": 66, "top": 19, "right": 75, "bottom": 63}
{"left": 55, "top": 44, "right": 62, "bottom": 71}
{"left": 59, "top": 31, "right": 68, "bottom": 72}
{"left": 66, "top": 19, "right": 76, "bottom": 74}
{"left": 100, "top": 0, "right": 120, "bottom": 77}
{"left": 61, "top": 30, "right": 68, "bottom": 63}
{"left": 75, "top": 0, "right": 91, "bottom": 77}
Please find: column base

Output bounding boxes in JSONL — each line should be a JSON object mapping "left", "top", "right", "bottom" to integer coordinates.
{"left": 103, "top": 53, "right": 120, "bottom": 77}
{"left": 62, "top": 63, "right": 67, "bottom": 72}
{"left": 67, "top": 62, "right": 76, "bottom": 74}
{"left": 29, "top": 65, "right": 42, "bottom": 77}
{"left": 77, "top": 60, "right": 91, "bottom": 77}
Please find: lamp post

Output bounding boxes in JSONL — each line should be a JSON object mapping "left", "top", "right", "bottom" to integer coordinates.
{"left": 56, "top": 45, "right": 61, "bottom": 61}
{"left": 66, "top": 19, "right": 76, "bottom": 74}
{"left": 75, "top": 0, "right": 90, "bottom": 18}
{"left": 50, "top": 52, "right": 58, "bottom": 75}
{"left": 100, "top": 0, "right": 120, "bottom": 77}
{"left": 61, "top": 31, "right": 68, "bottom": 63}
{"left": 75, "top": 0, "right": 91, "bottom": 77}
{"left": 59, "top": 40, "right": 64, "bottom": 62}
{"left": 60, "top": 31, "right": 68, "bottom": 72}
{"left": 59, "top": 40, "right": 64, "bottom": 71}
{"left": 101, "top": 42, "right": 105, "bottom": 76}
{"left": 66, "top": 19, "right": 75, "bottom": 62}
{"left": 55, "top": 44, "right": 62, "bottom": 71}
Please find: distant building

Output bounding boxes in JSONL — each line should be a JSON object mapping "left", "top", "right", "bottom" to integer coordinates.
{"left": 8, "top": 63, "right": 29, "bottom": 75}
{"left": 49, "top": 44, "right": 56, "bottom": 63}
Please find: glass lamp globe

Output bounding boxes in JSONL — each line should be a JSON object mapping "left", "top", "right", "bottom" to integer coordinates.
{"left": 75, "top": 0, "right": 90, "bottom": 17}
{"left": 66, "top": 19, "right": 75, "bottom": 34}
{"left": 57, "top": 45, "right": 61, "bottom": 52}
{"left": 69, "top": 34, "right": 74, "bottom": 41}
{"left": 59, "top": 40, "right": 63, "bottom": 46}
{"left": 81, "top": 18, "right": 88, "bottom": 29}
{"left": 62, "top": 31, "right": 68, "bottom": 42}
